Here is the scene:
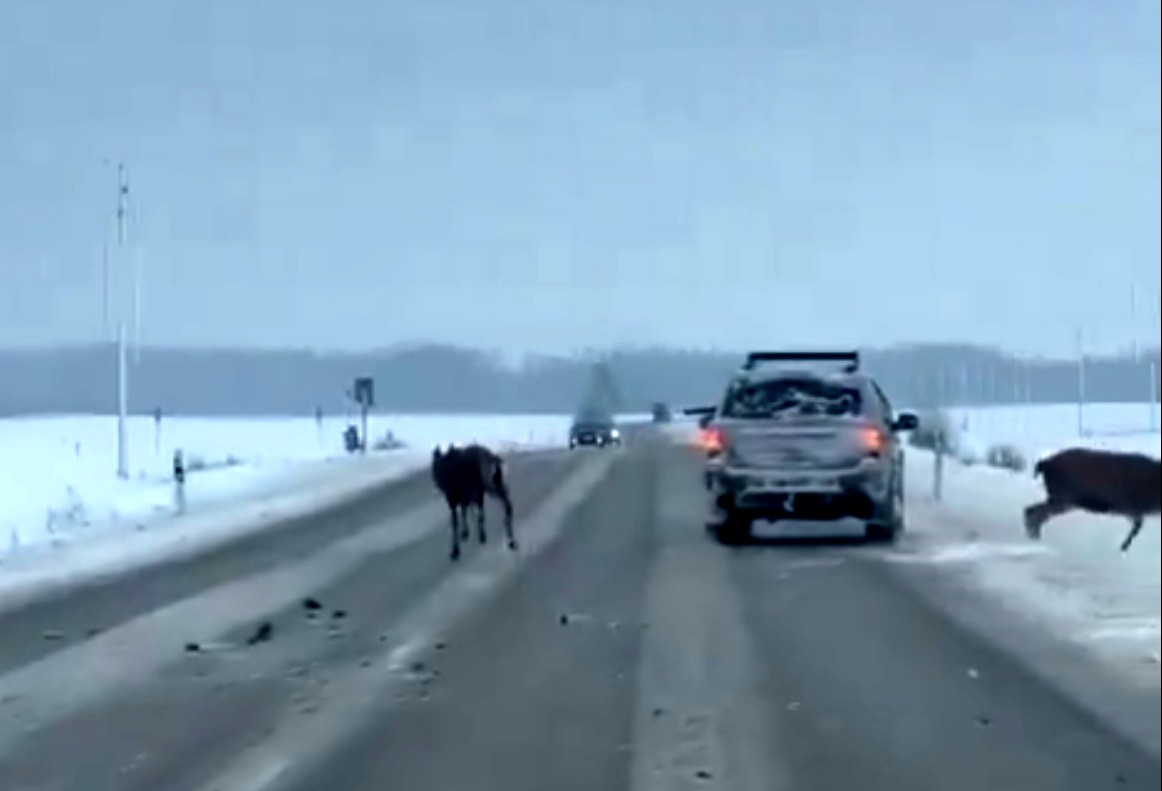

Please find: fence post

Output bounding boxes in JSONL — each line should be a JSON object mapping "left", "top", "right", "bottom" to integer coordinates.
{"left": 172, "top": 448, "right": 187, "bottom": 515}
{"left": 932, "top": 430, "right": 944, "bottom": 502}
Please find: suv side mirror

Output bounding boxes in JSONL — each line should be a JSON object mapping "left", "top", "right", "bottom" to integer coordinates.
{"left": 891, "top": 411, "right": 919, "bottom": 432}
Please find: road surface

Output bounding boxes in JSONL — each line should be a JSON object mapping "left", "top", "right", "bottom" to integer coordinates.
{"left": 1, "top": 434, "right": 1158, "bottom": 791}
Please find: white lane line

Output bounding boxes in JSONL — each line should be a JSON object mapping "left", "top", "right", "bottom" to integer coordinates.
{"left": 196, "top": 450, "right": 620, "bottom": 791}
{"left": 630, "top": 455, "right": 787, "bottom": 791}
{"left": 0, "top": 497, "right": 446, "bottom": 754}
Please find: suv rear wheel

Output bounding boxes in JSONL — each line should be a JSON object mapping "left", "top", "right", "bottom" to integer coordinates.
{"left": 866, "top": 477, "right": 905, "bottom": 543}
{"left": 712, "top": 510, "right": 752, "bottom": 546}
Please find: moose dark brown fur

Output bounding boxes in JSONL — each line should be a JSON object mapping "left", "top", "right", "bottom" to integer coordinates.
{"left": 1024, "top": 447, "right": 1161, "bottom": 552}
{"left": 431, "top": 443, "right": 516, "bottom": 560}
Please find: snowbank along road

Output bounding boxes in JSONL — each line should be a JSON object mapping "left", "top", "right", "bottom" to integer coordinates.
{"left": 0, "top": 429, "right": 1158, "bottom": 791}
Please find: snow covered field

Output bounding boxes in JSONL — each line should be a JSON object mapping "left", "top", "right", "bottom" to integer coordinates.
{"left": 942, "top": 401, "right": 1161, "bottom": 464}
{"left": 0, "top": 412, "right": 614, "bottom": 564}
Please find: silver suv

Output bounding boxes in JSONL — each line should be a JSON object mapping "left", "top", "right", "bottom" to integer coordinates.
{"left": 700, "top": 351, "right": 918, "bottom": 545}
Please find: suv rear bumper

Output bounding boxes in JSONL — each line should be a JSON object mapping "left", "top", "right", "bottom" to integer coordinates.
{"left": 708, "top": 462, "right": 894, "bottom": 522}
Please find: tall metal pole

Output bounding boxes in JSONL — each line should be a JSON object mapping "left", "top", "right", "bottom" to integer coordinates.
{"left": 132, "top": 197, "right": 142, "bottom": 364}
{"left": 115, "top": 163, "right": 130, "bottom": 480}
{"left": 1130, "top": 283, "right": 1138, "bottom": 361}
{"left": 1075, "top": 327, "right": 1086, "bottom": 439}
{"left": 1152, "top": 291, "right": 1160, "bottom": 433}
{"left": 101, "top": 239, "right": 111, "bottom": 337}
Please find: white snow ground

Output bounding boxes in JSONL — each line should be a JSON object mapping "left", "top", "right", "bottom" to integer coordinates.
{"left": 0, "top": 412, "right": 625, "bottom": 565}
{"left": 941, "top": 401, "right": 1161, "bottom": 464}
{"left": 898, "top": 402, "right": 1160, "bottom": 686}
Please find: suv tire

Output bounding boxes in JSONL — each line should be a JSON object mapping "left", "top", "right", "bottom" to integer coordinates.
{"left": 713, "top": 511, "right": 752, "bottom": 546}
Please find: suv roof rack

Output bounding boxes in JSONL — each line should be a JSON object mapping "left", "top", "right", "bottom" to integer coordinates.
{"left": 741, "top": 350, "right": 860, "bottom": 374}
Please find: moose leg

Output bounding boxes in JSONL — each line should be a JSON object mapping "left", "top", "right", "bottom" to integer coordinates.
{"left": 1120, "top": 516, "right": 1144, "bottom": 552}
{"left": 1023, "top": 502, "right": 1048, "bottom": 539}
{"left": 1023, "top": 499, "right": 1072, "bottom": 540}
{"left": 449, "top": 505, "right": 461, "bottom": 561}
{"left": 459, "top": 504, "right": 470, "bottom": 541}
{"left": 474, "top": 498, "right": 486, "bottom": 544}
{"left": 498, "top": 489, "right": 517, "bottom": 550}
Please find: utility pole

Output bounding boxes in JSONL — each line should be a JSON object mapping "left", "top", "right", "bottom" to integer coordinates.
{"left": 115, "top": 162, "right": 130, "bottom": 480}
{"left": 1075, "top": 327, "right": 1086, "bottom": 439}
{"left": 101, "top": 239, "right": 111, "bottom": 336}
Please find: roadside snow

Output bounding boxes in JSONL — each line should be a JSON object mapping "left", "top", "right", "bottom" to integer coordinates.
{"left": 0, "top": 412, "right": 608, "bottom": 567}
{"left": 898, "top": 410, "right": 1160, "bottom": 688}
{"left": 944, "top": 401, "right": 1161, "bottom": 463}
{"left": 0, "top": 451, "right": 430, "bottom": 616}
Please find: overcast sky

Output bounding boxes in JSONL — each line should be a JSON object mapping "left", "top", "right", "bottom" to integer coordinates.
{"left": 1, "top": 0, "right": 1158, "bottom": 357}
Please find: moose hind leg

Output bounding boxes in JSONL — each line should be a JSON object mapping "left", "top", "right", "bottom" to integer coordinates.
{"left": 475, "top": 497, "right": 488, "bottom": 544}
{"left": 1120, "top": 516, "right": 1144, "bottom": 552}
{"left": 499, "top": 491, "right": 517, "bottom": 551}
{"left": 459, "top": 504, "right": 471, "bottom": 541}
{"left": 449, "top": 507, "right": 461, "bottom": 561}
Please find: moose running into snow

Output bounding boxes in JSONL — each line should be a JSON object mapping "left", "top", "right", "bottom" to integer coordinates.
{"left": 431, "top": 443, "right": 516, "bottom": 561}
{"left": 1023, "top": 447, "right": 1161, "bottom": 552}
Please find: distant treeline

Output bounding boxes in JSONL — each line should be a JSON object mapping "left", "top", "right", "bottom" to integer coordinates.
{"left": 0, "top": 343, "right": 1158, "bottom": 417}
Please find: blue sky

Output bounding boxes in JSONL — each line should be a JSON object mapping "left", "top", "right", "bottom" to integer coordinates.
{"left": 1, "top": 0, "right": 1158, "bottom": 356}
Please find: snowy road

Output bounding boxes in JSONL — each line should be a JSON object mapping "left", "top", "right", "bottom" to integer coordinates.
{"left": 0, "top": 433, "right": 1158, "bottom": 790}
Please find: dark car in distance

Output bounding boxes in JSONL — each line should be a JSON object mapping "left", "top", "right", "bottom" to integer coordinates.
{"left": 698, "top": 351, "right": 918, "bottom": 545}
{"left": 569, "top": 416, "right": 622, "bottom": 449}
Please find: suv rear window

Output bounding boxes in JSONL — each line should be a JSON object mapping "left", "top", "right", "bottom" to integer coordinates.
{"left": 720, "top": 376, "right": 863, "bottom": 419}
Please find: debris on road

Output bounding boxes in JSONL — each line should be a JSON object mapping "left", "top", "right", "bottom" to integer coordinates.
{"left": 41, "top": 630, "right": 65, "bottom": 641}
{"left": 245, "top": 622, "right": 274, "bottom": 646}
{"left": 332, "top": 609, "right": 348, "bottom": 620}
{"left": 184, "top": 642, "right": 201, "bottom": 653}
{"left": 302, "top": 598, "right": 323, "bottom": 611}
{"left": 558, "top": 611, "right": 597, "bottom": 626}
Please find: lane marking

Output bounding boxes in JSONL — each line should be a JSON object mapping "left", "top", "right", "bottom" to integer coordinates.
{"left": 196, "top": 450, "right": 621, "bottom": 791}
{"left": 630, "top": 452, "right": 786, "bottom": 791}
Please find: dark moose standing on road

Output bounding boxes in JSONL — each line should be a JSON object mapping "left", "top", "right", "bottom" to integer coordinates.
{"left": 431, "top": 443, "right": 517, "bottom": 560}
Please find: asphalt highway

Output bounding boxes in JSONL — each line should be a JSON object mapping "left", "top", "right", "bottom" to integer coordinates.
{"left": 0, "top": 433, "right": 1157, "bottom": 791}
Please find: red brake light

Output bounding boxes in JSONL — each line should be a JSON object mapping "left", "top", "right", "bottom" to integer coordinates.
{"left": 701, "top": 427, "right": 725, "bottom": 455}
{"left": 860, "top": 427, "right": 886, "bottom": 456}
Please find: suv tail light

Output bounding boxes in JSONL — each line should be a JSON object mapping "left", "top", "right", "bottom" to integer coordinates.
{"left": 859, "top": 426, "right": 886, "bottom": 457}
{"left": 700, "top": 427, "right": 725, "bottom": 457}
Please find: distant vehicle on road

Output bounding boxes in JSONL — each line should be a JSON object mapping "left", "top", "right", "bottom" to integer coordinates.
{"left": 569, "top": 414, "right": 622, "bottom": 449}
{"left": 694, "top": 351, "right": 918, "bottom": 545}
{"left": 651, "top": 402, "right": 672, "bottom": 424}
